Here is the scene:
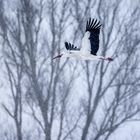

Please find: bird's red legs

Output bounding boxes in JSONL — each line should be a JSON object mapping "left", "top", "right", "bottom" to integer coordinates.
{"left": 99, "top": 57, "right": 113, "bottom": 62}
{"left": 107, "top": 57, "right": 113, "bottom": 61}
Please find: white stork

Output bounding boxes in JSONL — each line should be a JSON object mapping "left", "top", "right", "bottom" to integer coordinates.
{"left": 53, "top": 18, "right": 113, "bottom": 61}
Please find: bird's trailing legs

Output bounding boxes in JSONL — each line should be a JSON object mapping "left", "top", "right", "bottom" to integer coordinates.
{"left": 99, "top": 56, "right": 113, "bottom": 61}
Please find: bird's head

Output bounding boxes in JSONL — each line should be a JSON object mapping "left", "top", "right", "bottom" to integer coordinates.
{"left": 85, "top": 31, "right": 90, "bottom": 38}
{"left": 53, "top": 52, "right": 72, "bottom": 60}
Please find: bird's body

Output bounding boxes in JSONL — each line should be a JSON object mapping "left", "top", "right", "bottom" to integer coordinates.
{"left": 80, "top": 32, "right": 91, "bottom": 55}
{"left": 53, "top": 18, "right": 113, "bottom": 61}
{"left": 59, "top": 51, "right": 107, "bottom": 61}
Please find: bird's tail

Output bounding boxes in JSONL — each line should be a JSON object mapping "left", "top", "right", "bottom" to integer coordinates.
{"left": 65, "top": 42, "right": 80, "bottom": 51}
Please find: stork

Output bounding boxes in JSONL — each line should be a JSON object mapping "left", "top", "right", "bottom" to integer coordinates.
{"left": 53, "top": 18, "right": 113, "bottom": 61}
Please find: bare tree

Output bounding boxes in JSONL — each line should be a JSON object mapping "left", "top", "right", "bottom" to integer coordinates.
{"left": 1, "top": 0, "right": 80, "bottom": 140}
{"left": 0, "top": 0, "right": 25, "bottom": 140}
{"left": 71, "top": 0, "right": 140, "bottom": 140}
{"left": 1, "top": 0, "right": 140, "bottom": 140}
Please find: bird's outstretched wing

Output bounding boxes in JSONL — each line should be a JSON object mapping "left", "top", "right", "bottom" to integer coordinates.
{"left": 86, "top": 18, "right": 101, "bottom": 55}
{"left": 65, "top": 42, "right": 80, "bottom": 51}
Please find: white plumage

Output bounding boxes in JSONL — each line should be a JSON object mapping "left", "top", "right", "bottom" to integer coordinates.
{"left": 80, "top": 31, "right": 91, "bottom": 55}
{"left": 53, "top": 18, "right": 113, "bottom": 61}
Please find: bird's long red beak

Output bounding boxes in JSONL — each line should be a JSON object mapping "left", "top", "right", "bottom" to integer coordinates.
{"left": 53, "top": 54, "right": 63, "bottom": 60}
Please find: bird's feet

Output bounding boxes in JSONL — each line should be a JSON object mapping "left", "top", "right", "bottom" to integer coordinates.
{"left": 99, "top": 57, "right": 113, "bottom": 61}
{"left": 107, "top": 57, "right": 113, "bottom": 61}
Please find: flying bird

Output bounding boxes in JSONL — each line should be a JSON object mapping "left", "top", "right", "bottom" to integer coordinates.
{"left": 53, "top": 18, "right": 113, "bottom": 61}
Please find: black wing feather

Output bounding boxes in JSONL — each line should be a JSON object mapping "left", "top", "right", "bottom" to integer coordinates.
{"left": 65, "top": 42, "right": 80, "bottom": 51}
{"left": 86, "top": 18, "right": 101, "bottom": 55}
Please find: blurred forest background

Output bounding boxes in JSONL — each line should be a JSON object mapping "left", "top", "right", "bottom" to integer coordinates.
{"left": 0, "top": 0, "right": 140, "bottom": 140}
